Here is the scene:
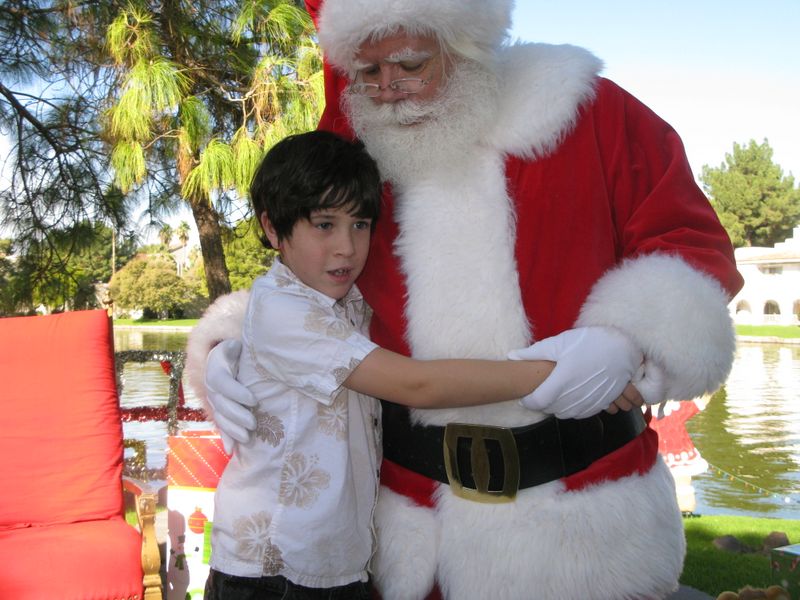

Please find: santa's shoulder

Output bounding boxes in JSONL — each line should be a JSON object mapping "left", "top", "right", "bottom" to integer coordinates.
{"left": 490, "top": 42, "right": 603, "bottom": 158}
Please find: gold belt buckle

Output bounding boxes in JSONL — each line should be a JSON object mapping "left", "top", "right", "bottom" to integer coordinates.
{"left": 443, "top": 423, "right": 520, "bottom": 504}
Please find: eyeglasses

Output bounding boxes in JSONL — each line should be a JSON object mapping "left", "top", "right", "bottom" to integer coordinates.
{"left": 348, "top": 77, "right": 432, "bottom": 97}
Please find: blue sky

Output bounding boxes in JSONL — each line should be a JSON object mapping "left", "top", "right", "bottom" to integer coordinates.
{"left": 510, "top": 1, "right": 800, "bottom": 180}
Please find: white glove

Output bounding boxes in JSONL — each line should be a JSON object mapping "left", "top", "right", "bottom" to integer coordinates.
{"left": 508, "top": 326, "right": 643, "bottom": 419}
{"left": 205, "top": 339, "right": 258, "bottom": 453}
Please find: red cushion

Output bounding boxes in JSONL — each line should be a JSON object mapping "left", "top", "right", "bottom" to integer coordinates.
{"left": 0, "top": 310, "right": 124, "bottom": 527}
{"left": 0, "top": 519, "right": 144, "bottom": 600}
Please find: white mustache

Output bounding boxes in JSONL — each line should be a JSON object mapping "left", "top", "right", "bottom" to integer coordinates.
{"left": 354, "top": 96, "right": 447, "bottom": 127}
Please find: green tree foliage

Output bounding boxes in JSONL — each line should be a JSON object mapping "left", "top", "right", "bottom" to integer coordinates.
{"left": 0, "top": 2, "right": 137, "bottom": 287}
{"left": 0, "top": 239, "right": 25, "bottom": 315}
{"left": 0, "top": 222, "right": 137, "bottom": 314}
{"left": 104, "top": 0, "right": 324, "bottom": 302}
{"left": 702, "top": 139, "right": 800, "bottom": 247}
{"left": 1, "top": 0, "right": 323, "bottom": 307}
{"left": 110, "top": 253, "right": 197, "bottom": 318}
{"left": 223, "top": 218, "right": 276, "bottom": 290}
{"left": 184, "top": 218, "right": 275, "bottom": 293}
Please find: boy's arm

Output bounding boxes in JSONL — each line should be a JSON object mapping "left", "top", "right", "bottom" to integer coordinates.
{"left": 344, "top": 348, "right": 554, "bottom": 408}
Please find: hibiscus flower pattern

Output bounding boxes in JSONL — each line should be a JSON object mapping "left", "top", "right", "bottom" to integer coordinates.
{"left": 261, "top": 539, "right": 285, "bottom": 576}
{"left": 273, "top": 272, "right": 294, "bottom": 288}
{"left": 318, "top": 388, "right": 349, "bottom": 441}
{"left": 233, "top": 511, "right": 285, "bottom": 575}
{"left": 278, "top": 452, "right": 330, "bottom": 508}
{"left": 304, "top": 304, "right": 352, "bottom": 340}
{"left": 253, "top": 408, "right": 285, "bottom": 446}
{"left": 332, "top": 357, "right": 361, "bottom": 388}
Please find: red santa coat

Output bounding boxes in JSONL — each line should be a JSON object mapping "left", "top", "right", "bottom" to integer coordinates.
{"left": 357, "top": 79, "right": 741, "bottom": 349}
{"left": 310, "top": 53, "right": 742, "bottom": 508}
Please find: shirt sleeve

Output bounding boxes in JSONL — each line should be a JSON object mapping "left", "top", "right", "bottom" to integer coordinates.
{"left": 244, "top": 288, "right": 378, "bottom": 406}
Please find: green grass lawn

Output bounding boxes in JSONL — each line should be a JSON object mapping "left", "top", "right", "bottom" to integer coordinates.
{"left": 114, "top": 320, "right": 800, "bottom": 339}
{"left": 114, "top": 317, "right": 198, "bottom": 327}
{"left": 735, "top": 324, "right": 800, "bottom": 339}
{"left": 682, "top": 514, "right": 800, "bottom": 596}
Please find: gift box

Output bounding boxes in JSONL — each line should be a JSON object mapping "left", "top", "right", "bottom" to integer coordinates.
{"left": 771, "top": 543, "right": 800, "bottom": 598}
{"left": 165, "top": 430, "right": 230, "bottom": 600}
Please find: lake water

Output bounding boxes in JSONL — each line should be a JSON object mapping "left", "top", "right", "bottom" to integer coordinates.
{"left": 114, "top": 328, "right": 800, "bottom": 519}
{"left": 689, "top": 342, "right": 800, "bottom": 520}
{"left": 114, "top": 328, "right": 208, "bottom": 474}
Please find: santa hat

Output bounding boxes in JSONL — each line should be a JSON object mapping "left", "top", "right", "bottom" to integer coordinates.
{"left": 317, "top": 0, "right": 514, "bottom": 73}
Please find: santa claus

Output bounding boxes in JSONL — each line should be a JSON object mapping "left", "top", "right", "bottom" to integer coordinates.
{"left": 186, "top": 0, "right": 742, "bottom": 597}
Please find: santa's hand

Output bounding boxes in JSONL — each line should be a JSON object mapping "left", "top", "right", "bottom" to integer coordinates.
{"left": 206, "top": 339, "right": 258, "bottom": 453}
{"left": 508, "top": 327, "right": 643, "bottom": 419}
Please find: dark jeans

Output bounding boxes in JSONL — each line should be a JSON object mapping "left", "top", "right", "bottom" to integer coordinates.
{"left": 204, "top": 569, "right": 373, "bottom": 600}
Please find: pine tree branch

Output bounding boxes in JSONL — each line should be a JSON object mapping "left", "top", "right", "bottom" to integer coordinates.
{"left": 0, "top": 82, "right": 77, "bottom": 153}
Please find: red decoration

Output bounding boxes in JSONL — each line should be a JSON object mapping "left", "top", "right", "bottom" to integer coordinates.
{"left": 188, "top": 507, "right": 208, "bottom": 534}
{"left": 167, "top": 431, "right": 231, "bottom": 488}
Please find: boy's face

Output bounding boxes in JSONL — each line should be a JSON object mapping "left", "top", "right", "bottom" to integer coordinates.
{"left": 262, "top": 206, "right": 372, "bottom": 300}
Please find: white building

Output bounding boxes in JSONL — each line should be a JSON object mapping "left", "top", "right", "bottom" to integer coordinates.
{"left": 729, "top": 225, "right": 800, "bottom": 325}
{"left": 168, "top": 242, "right": 194, "bottom": 277}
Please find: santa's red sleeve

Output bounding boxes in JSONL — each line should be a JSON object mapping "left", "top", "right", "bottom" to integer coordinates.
{"left": 575, "top": 80, "right": 742, "bottom": 402}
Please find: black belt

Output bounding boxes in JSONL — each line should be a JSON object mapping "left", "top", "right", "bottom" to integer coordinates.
{"left": 381, "top": 402, "right": 646, "bottom": 503}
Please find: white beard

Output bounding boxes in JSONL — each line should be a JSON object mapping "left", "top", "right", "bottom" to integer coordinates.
{"left": 343, "top": 60, "right": 500, "bottom": 186}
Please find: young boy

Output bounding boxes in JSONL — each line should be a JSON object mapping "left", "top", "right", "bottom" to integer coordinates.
{"left": 204, "top": 130, "right": 554, "bottom": 600}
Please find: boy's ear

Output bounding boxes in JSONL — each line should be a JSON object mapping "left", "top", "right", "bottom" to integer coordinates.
{"left": 260, "top": 211, "right": 281, "bottom": 249}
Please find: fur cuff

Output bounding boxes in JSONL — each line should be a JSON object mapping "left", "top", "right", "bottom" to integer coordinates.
{"left": 185, "top": 290, "right": 250, "bottom": 415}
{"left": 576, "top": 253, "right": 736, "bottom": 400}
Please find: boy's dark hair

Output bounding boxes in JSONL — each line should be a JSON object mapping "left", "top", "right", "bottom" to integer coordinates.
{"left": 250, "top": 130, "right": 382, "bottom": 248}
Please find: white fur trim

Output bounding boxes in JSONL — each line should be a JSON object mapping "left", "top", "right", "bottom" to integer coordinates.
{"left": 185, "top": 290, "right": 249, "bottom": 415}
{"left": 317, "top": 0, "right": 513, "bottom": 72}
{"left": 392, "top": 146, "right": 541, "bottom": 428}
{"left": 490, "top": 43, "right": 602, "bottom": 158}
{"left": 371, "top": 486, "right": 438, "bottom": 599}
{"left": 374, "top": 459, "right": 683, "bottom": 599}
{"left": 577, "top": 253, "right": 736, "bottom": 400}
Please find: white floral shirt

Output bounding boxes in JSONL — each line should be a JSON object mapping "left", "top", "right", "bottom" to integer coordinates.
{"left": 210, "top": 260, "right": 381, "bottom": 588}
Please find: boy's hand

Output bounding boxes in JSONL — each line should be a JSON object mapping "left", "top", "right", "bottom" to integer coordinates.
{"left": 605, "top": 382, "right": 644, "bottom": 414}
{"left": 607, "top": 360, "right": 668, "bottom": 413}
{"left": 206, "top": 339, "right": 258, "bottom": 453}
{"left": 508, "top": 327, "right": 643, "bottom": 419}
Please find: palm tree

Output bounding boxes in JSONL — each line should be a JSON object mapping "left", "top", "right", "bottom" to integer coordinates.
{"left": 158, "top": 224, "right": 173, "bottom": 249}
{"left": 176, "top": 221, "right": 191, "bottom": 248}
{"left": 105, "top": 0, "right": 324, "bottom": 301}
